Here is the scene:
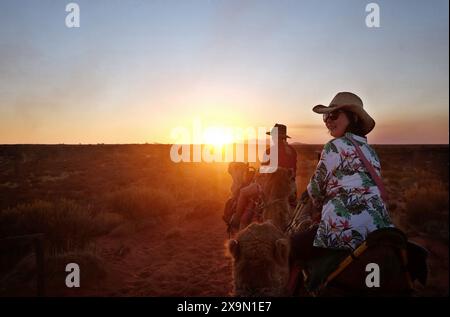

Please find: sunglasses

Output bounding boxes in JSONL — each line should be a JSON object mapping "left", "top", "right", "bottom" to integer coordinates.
{"left": 323, "top": 110, "right": 342, "bottom": 122}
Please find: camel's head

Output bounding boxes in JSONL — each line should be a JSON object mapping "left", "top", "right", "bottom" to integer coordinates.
{"left": 228, "top": 162, "right": 253, "bottom": 196}
{"left": 228, "top": 162, "right": 248, "bottom": 177}
{"left": 227, "top": 222, "right": 290, "bottom": 296}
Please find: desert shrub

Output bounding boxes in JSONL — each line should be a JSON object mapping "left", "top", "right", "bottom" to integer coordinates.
{"left": 404, "top": 182, "right": 449, "bottom": 240}
{"left": 106, "top": 186, "right": 175, "bottom": 221}
{"left": 0, "top": 249, "right": 105, "bottom": 296}
{"left": 0, "top": 199, "right": 122, "bottom": 254}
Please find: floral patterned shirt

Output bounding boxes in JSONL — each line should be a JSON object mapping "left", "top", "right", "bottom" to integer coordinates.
{"left": 307, "top": 132, "right": 394, "bottom": 250}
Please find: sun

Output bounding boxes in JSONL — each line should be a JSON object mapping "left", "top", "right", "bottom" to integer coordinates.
{"left": 203, "top": 127, "right": 234, "bottom": 149}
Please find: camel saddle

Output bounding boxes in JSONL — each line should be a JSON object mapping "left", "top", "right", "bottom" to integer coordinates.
{"left": 291, "top": 227, "right": 428, "bottom": 295}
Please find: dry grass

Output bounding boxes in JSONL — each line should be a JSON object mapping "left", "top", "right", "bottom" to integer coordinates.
{"left": 106, "top": 186, "right": 175, "bottom": 222}
{"left": 404, "top": 181, "right": 449, "bottom": 240}
{"left": 0, "top": 199, "right": 122, "bottom": 254}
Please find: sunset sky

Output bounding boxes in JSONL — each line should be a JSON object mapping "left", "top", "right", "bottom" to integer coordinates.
{"left": 0, "top": 0, "right": 448, "bottom": 144}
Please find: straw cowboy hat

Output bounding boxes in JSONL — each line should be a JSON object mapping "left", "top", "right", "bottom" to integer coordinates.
{"left": 266, "top": 123, "right": 291, "bottom": 139}
{"left": 313, "top": 92, "right": 375, "bottom": 135}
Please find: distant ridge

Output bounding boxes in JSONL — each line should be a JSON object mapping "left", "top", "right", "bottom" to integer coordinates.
{"left": 291, "top": 142, "right": 307, "bottom": 145}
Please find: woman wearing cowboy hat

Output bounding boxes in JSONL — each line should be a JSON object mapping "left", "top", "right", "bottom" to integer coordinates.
{"left": 291, "top": 92, "right": 394, "bottom": 261}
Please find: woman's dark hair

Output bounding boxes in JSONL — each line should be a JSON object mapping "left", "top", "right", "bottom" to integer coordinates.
{"left": 342, "top": 110, "right": 366, "bottom": 137}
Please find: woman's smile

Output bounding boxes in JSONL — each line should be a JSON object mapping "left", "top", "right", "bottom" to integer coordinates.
{"left": 324, "top": 111, "right": 350, "bottom": 138}
{"left": 326, "top": 122, "right": 336, "bottom": 132}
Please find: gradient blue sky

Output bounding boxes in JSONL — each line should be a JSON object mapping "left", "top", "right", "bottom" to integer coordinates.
{"left": 0, "top": 0, "right": 448, "bottom": 144}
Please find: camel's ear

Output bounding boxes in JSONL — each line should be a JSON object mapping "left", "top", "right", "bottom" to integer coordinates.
{"left": 274, "top": 238, "right": 290, "bottom": 266}
{"left": 228, "top": 239, "right": 240, "bottom": 260}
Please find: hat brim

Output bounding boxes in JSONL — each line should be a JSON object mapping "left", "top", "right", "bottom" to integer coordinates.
{"left": 312, "top": 104, "right": 376, "bottom": 135}
{"left": 266, "top": 131, "right": 291, "bottom": 138}
{"left": 312, "top": 104, "right": 338, "bottom": 113}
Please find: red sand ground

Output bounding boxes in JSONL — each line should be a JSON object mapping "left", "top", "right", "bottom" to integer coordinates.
{"left": 63, "top": 206, "right": 234, "bottom": 297}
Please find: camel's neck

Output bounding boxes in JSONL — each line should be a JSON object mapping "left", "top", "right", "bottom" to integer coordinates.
{"left": 230, "top": 173, "right": 246, "bottom": 196}
{"left": 266, "top": 189, "right": 289, "bottom": 203}
{"left": 265, "top": 198, "right": 289, "bottom": 212}
{"left": 263, "top": 198, "right": 291, "bottom": 232}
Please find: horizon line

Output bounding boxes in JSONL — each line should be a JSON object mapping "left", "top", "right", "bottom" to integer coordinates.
{"left": 0, "top": 143, "right": 448, "bottom": 146}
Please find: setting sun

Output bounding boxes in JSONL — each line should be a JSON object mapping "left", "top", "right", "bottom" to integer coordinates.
{"left": 203, "top": 127, "right": 235, "bottom": 147}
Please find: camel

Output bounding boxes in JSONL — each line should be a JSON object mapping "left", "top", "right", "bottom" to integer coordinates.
{"left": 222, "top": 163, "right": 255, "bottom": 228}
{"left": 227, "top": 162, "right": 252, "bottom": 198}
{"left": 227, "top": 222, "right": 290, "bottom": 296}
{"left": 227, "top": 221, "right": 427, "bottom": 297}
{"left": 259, "top": 168, "right": 294, "bottom": 232}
